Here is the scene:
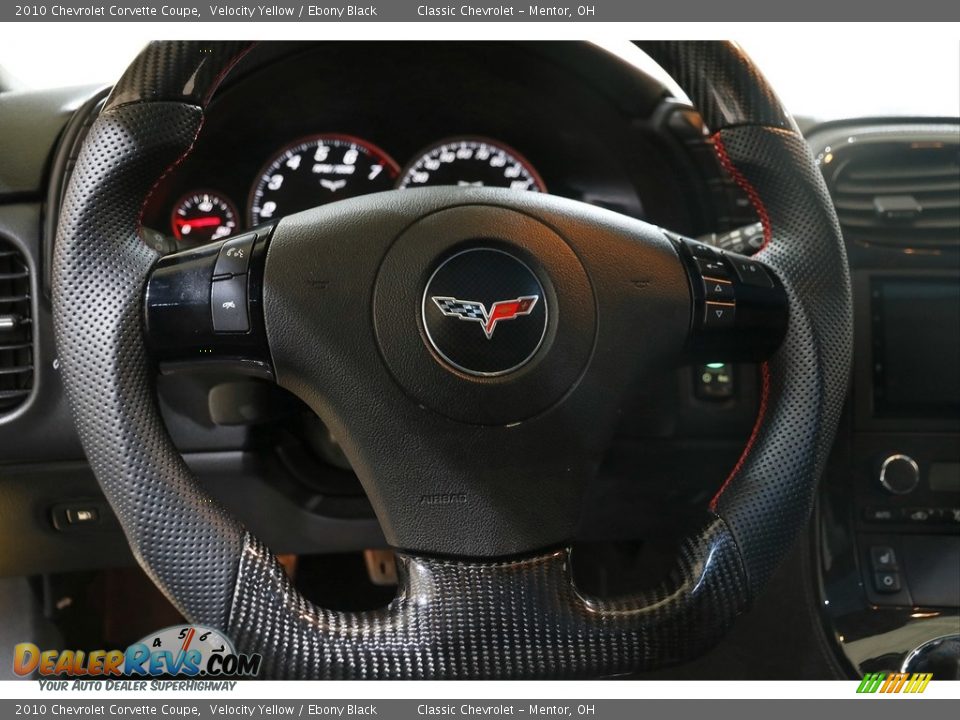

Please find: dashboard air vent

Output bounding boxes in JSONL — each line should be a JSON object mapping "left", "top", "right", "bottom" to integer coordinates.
{"left": 0, "top": 238, "right": 33, "bottom": 414}
{"left": 825, "top": 140, "right": 960, "bottom": 247}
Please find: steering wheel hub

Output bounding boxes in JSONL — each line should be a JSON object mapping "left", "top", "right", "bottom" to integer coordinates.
{"left": 369, "top": 202, "right": 596, "bottom": 426}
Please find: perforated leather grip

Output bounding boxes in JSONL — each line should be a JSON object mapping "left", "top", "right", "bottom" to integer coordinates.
{"left": 52, "top": 101, "right": 245, "bottom": 627}
{"left": 52, "top": 41, "right": 851, "bottom": 678}
{"left": 709, "top": 127, "right": 852, "bottom": 592}
{"left": 638, "top": 39, "right": 853, "bottom": 594}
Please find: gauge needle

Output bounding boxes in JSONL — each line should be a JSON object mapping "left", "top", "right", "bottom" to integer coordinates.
{"left": 176, "top": 217, "right": 222, "bottom": 229}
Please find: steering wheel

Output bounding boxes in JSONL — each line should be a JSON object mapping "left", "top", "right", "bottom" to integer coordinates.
{"left": 52, "top": 41, "right": 851, "bottom": 679}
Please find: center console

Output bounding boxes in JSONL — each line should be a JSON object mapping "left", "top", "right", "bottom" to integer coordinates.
{"left": 810, "top": 121, "right": 960, "bottom": 677}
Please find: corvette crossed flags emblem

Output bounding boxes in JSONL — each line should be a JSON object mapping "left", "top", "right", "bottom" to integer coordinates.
{"left": 431, "top": 295, "right": 540, "bottom": 339}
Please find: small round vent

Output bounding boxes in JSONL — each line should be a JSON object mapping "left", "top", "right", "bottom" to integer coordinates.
{"left": 0, "top": 237, "right": 33, "bottom": 414}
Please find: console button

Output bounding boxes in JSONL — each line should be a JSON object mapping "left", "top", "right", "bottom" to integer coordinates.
{"left": 874, "top": 571, "right": 902, "bottom": 593}
{"left": 695, "top": 363, "right": 735, "bottom": 400}
{"left": 904, "top": 507, "right": 937, "bottom": 524}
{"left": 704, "top": 302, "right": 735, "bottom": 328}
{"left": 211, "top": 277, "right": 249, "bottom": 333}
{"left": 66, "top": 507, "right": 100, "bottom": 525}
{"left": 870, "top": 545, "right": 898, "bottom": 571}
{"left": 729, "top": 257, "right": 774, "bottom": 288}
{"left": 213, "top": 232, "right": 256, "bottom": 279}
{"left": 703, "top": 277, "right": 735, "bottom": 302}
{"left": 864, "top": 506, "right": 897, "bottom": 523}
{"left": 51, "top": 502, "right": 112, "bottom": 532}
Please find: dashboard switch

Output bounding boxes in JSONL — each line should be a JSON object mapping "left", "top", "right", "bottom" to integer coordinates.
{"left": 904, "top": 507, "right": 938, "bottom": 524}
{"left": 211, "top": 276, "right": 250, "bottom": 333}
{"left": 66, "top": 507, "right": 100, "bottom": 525}
{"left": 874, "top": 571, "right": 902, "bottom": 593}
{"left": 51, "top": 501, "right": 113, "bottom": 532}
{"left": 695, "top": 363, "right": 735, "bottom": 400}
{"left": 870, "top": 545, "right": 898, "bottom": 571}
{"left": 863, "top": 506, "right": 897, "bottom": 523}
{"left": 213, "top": 232, "right": 256, "bottom": 278}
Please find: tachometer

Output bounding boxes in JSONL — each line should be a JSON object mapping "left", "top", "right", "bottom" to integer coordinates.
{"left": 397, "top": 138, "right": 545, "bottom": 192}
{"left": 171, "top": 191, "right": 238, "bottom": 245}
{"left": 249, "top": 134, "right": 399, "bottom": 225}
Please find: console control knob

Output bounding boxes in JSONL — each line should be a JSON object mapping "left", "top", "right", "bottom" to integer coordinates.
{"left": 880, "top": 454, "right": 920, "bottom": 495}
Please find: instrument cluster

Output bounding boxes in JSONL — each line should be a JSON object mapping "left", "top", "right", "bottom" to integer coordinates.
{"left": 168, "top": 134, "right": 545, "bottom": 247}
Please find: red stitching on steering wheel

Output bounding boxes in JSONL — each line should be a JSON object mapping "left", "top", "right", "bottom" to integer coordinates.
{"left": 709, "top": 131, "right": 774, "bottom": 510}
{"left": 136, "top": 43, "right": 257, "bottom": 232}
{"left": 710, "top": 360, "right": 770, "bottom": 510}
{"left": 712, "top": 132, "right": 772, "bottom": 252}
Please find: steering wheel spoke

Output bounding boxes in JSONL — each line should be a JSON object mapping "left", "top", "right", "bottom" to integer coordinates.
{"left": 145, "top": 226, "right": 274, "bottom": 378}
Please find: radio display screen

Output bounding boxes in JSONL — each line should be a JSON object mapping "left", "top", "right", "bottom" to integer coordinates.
{"left": 873, "top": 277, "right": 960, "bottom": 417}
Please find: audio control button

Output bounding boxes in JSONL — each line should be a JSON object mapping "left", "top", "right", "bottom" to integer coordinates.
{"left": 703, "top": 278, "right": 735, "bottom": 302}
{"left": 703, "top": 302, "right": 735, "bottom": 328}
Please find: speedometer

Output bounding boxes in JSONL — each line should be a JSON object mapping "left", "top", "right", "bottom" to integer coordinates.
{"left": 249, "top": 134, "right": 399, "bottom": 225}
{"left": 397, "top": 138, "right": 546, "bottom": 192}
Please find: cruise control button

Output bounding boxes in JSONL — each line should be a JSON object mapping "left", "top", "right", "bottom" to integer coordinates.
{"left": 704, "top": 302, "right": 735, "bottom": 328}
{"left": 695, "top": 257, "right": 730, "bottom": 280}
{"left": 729, "top": 257, "right": 774, "bottom": 288}
{"left": 213, "top": 232, "right": 256, "bottom": 278}
{"left": 870, "top": 545, "right": 898, "bottom": 571}
{"left": 211, "top": 277, "right": 249, "bottom": 333}
{"left": 703, "top": 278, "right": 735, "bottom": 302}
{"left": 874, "top": 571, "right": 902, "bottom": 593}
